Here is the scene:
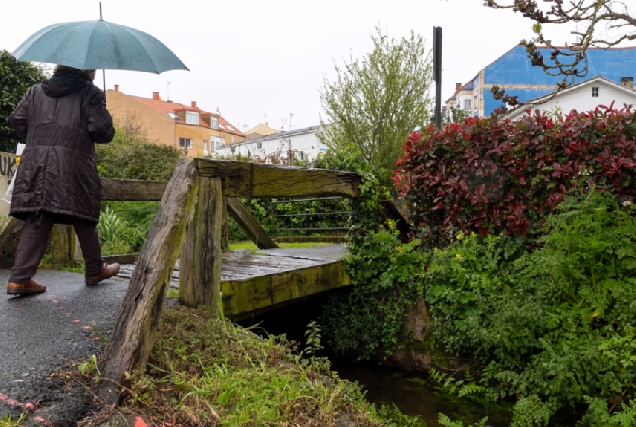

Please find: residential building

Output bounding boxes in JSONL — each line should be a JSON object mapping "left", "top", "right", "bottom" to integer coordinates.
{"left": 214, "top": 125, "right": 327, "bottom": 163}
{"left": 446, "top": 45, "right": 636, "bottom": 118}
{"left": 106, "top": 86, "right": 245, "bottom": 156}
{"left": 245, "top": 123, "right": 281, "bottom": 140}
{"left": 505, "top": 76, "right": 636, "bottom": 120}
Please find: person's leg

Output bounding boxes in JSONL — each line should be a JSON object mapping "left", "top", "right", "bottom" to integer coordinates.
{"left": 71, "top": 218, "right": 103, "bottom": 277}
{"left": 9, "top": 212, "right": 54, "bottom": 284}
{"left": 72, "top": 217, "right": 120, "bottom": 284}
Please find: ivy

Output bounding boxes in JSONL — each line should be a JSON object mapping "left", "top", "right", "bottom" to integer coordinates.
{"left": 321, "top": 175, "right": 429, "bottom": 358}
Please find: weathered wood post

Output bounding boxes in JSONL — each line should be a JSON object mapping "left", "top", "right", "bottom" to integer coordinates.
{"left": 99, "top": 158, "right": 199, "bottom": 405}
{"left": 226, "top": 197, "right": 278, "bottom": 249}
{"left": 178, "top": 176, "right": 223, "bottom": 316}
{"left": 0, "top": 218, "right": 23, "bottom": 269}
{"left": 50, "top": 225, "right": 76, "bottom": 266}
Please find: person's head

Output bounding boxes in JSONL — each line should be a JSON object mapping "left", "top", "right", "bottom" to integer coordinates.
{"left": 54, "top": 65, "right": 96, "bottom": 81}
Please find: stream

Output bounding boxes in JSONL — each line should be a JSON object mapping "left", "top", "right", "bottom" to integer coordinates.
{"left": 237, "top": 294, "right": 512, "bottom": 427}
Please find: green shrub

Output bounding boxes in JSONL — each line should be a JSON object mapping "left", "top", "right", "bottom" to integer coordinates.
{"left": 425, "top": 189, "right": 636, "bottom": 424}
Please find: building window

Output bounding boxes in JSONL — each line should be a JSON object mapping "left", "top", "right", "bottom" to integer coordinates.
{"left": 592, "top": 87, "right": 599, "bottom": 97}
{"left": 185, "top": 112, "right": 199, "bottom": 125}
{"left": 298, "top": 151, "right": 304, "bottom": 161}
{"left": 257, "top": 142, "right": 262, "bottom": 149}
{"left": 179, "top": 138, "right": 192, "bottom": 148}
{"left": 463, "top": 99, "right": 472, "bottom": 110}
{"left": 203, "top": 140, "right": 208, "bottom": 155}
{"left": 212, "top": 136, "right": 224, "bottom": 149}
{"left": 211, "top": 117, "right": 219, "bottom": 129}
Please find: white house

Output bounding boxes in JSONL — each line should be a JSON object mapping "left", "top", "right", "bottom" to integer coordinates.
{"left": 212, "top": 125, "right": 328, "bottom": 163}
{"left": 505, "top": 76, "right": 636, "bottom": 120}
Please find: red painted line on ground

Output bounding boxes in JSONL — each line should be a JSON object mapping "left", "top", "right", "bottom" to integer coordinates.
{"left": 73, "top": 320, "right": 80, "bottom": 323}
{"left": 83, "top": 326, "right": 92, "bottom": 329}
{"left": 34, "top": 416, "right": 53, "bottom": 426}
{"left": 51, "top": 300, "right": 58, "bottom": 303}
{"left": 0, "top": 392, "right": 34, "bottom": 410}
{"left": 135, "top": 416, "right": 149, "bottom": 427}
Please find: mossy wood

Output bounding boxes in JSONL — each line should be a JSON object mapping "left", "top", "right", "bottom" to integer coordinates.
{"left": 101, "top": 178, "right": 168, "bottom": 201}
{"left": 196, "top": 159, "right": 362, "bottom": 198}
{"left": 227, "top": 197, "right": 278, "bottom": 249}
{"left": 378, "top": 199, "right": 411, "bottom": 243}
{"left": 178, "top": 177, "right": 223, "bottom": 316}
{"left": 0, "top": 218, "right": 23, "bottom": 268}
{"left": 50, "top": 225, "right": 76, "bottom": 266}
{"left": 219, "top": 248, "right": 350, "bottom": 321}
{"left": 99, "top": 158, "right": 199, "bottom": 405}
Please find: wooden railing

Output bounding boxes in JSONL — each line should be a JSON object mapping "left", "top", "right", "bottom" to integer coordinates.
{"left": 0, "top": 158, "right": 409, "bottom": 405}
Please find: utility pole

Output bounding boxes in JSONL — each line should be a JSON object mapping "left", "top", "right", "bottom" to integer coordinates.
{"left": 433, "top": 26, "right": 443, "bottom": 129}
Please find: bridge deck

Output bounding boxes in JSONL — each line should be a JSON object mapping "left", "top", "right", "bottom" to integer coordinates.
{"left": 119, "top": 244, "right": 350, "bottom": 321}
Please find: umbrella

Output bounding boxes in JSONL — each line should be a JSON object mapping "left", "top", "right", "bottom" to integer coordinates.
{"left": 12, "top": 20, "right": 188, "bottom": 74}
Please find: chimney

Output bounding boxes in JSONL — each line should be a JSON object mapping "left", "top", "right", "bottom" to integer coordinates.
{"left": 114, "top": 84, "right": 119, "bottom": 92}
{"left": 456, "top": 83, "right": 462, "bottom": 92}
{"left": 152, "top": 92, "right": 160, "bottom": 100}
{"left": 621, "top": 77, "right": 634, "bottom": 90}
{"left": 191, "top": 101, "right": 197, "bottom": 108}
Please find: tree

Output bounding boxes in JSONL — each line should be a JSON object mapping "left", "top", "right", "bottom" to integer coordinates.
{"left": 0, "top": 50, "right": 47, "bottom": 152}
{"left": 483, "top": 0, "right": 636, "bottom": 108}
{"left": 318, "top": 27, "right": 433, "bottom": 187}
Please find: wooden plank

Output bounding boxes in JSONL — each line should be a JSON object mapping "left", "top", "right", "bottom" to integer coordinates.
{"left": 226, "top": 197, "right": 278, "bottom": 249}
{"left": 99, "top": 158, "right": 199, "bottom": 405}
{"left": 0, "top": 218, "right": 24, "bottom": 269}
{"left": 195, "top": 159, "right": 362, "bottom": 198}
{"left": 222, "top": 260, "right": 350, "bottom": 321}
{"left": 101, "top": 178, "right": 168, "bottom": 201}
{"left": 50, "top": 225, "right": 76, "bottom": 266}
{"left": 178, "top": 177, "right": 223, "bottom": 316}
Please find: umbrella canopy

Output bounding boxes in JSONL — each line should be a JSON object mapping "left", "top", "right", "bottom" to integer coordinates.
{"left": 13, "top": 20, "right": 188, "bottom": 74}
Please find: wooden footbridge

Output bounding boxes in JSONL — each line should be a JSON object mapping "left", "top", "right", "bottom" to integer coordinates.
{"left": 0, "top": 158, "right": 409, "bottom": 405}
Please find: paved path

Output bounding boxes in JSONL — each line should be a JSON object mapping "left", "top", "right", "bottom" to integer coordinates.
{"left": 0, "top": 269, "right": 128, "bottom": 422}
{"left": 0, "top": 245, "right": 348, "bottom": 424}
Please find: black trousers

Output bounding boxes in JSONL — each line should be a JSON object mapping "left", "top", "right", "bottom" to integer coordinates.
{"left": 9, "top": 211, "right": 103, "bottom": 283}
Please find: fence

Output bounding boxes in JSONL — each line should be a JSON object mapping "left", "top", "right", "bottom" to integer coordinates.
{"left": 269, "top": 196, "right": 350, "bottom": 238}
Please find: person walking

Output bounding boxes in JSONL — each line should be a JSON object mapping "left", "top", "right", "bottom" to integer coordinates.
{"left": 6, "top": 65, "right": 120, "bottom": 296}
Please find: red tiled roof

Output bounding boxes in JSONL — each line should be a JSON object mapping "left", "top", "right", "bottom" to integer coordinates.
{"left": 128, "top": 95, "right": 244, "bottom": 136}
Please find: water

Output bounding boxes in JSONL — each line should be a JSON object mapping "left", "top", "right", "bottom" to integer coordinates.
{"left": 330, "top": 360, "right": 511, "bottom": 427}
{"left": 237, "top": 295, "right": 511, "bottom": 427}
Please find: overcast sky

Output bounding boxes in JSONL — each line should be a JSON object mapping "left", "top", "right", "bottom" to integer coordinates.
{"left": 1, "top": 0, "right": 581, "bottom": 133}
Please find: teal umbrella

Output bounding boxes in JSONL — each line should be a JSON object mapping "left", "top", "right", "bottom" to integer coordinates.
{"left": 12, "top": 20, "right": 188, "bottom": 74}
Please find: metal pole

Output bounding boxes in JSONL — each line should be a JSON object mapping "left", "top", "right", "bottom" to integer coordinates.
{"left": 100, "top": 3, "right": 106, "bottom": 91}
{"left": 433, "top": 26, "right": 443, "bottom": 129}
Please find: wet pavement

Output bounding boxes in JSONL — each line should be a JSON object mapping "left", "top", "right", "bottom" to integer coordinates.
{"left": 0, "top": 268, "right": 128, "bottom": 423}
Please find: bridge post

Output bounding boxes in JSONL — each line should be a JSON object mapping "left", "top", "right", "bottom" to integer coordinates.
{"left": 178, "top": 176, "right": 223, "bottom": 316}
{"left": 98, "top": 158, "right": 199, "bottom": 405}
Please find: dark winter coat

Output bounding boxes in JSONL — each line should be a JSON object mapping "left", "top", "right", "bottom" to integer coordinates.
{"left": 8, "top": 68, "right": 115, "bottom": 224}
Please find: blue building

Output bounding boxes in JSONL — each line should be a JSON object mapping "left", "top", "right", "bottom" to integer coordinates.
{"left": 446, "top": 44, "right": 636, "bottom": 117}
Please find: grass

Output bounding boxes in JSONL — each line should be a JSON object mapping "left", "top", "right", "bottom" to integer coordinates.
{"left": 0, "top": 412, "right": 26, "bottom": 427}
{"left": 95, "top": 306, "right": 426, "bottom": 427}
{"left": 229, "top": 241, "right": 334, "bottom": 251}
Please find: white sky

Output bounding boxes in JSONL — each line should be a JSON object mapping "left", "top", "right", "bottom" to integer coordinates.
{"left": 1, "top": 0, "right": 581, "bottom": 133}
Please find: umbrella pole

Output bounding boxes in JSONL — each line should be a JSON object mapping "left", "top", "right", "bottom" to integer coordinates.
{"left": 100, "top": 3, "right": 105, "bottom": 91}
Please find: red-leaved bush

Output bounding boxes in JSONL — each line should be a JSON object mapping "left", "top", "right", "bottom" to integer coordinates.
{"left": 393, "top": 105, "right": 636, "bottom": 243}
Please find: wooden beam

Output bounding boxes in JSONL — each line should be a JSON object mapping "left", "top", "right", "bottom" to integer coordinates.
{"left": 226, "top": 197, "right": 278, "bottom": 249}
{"left": 99, "top": 158, "right": 199, "bottom": 405}
{"left": 178, "top": 177, "right": 223, "bottom": 316}
{"left": 101, "top": 178, "right": 168, "bottom": 201}
{"left": 379, "top": 199, "right": 412, "bottom": 243}
{"left": 222, "top": 260, "right": 351, "bottom": 321}
{"left": 195, "top": 159, "right": 361, "bottom": 198}
{"left": 50, "top": 225, "right": 76, "bottom": 266}
{"left": 0, "top": 218, "right": 24, "bottom": 269}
